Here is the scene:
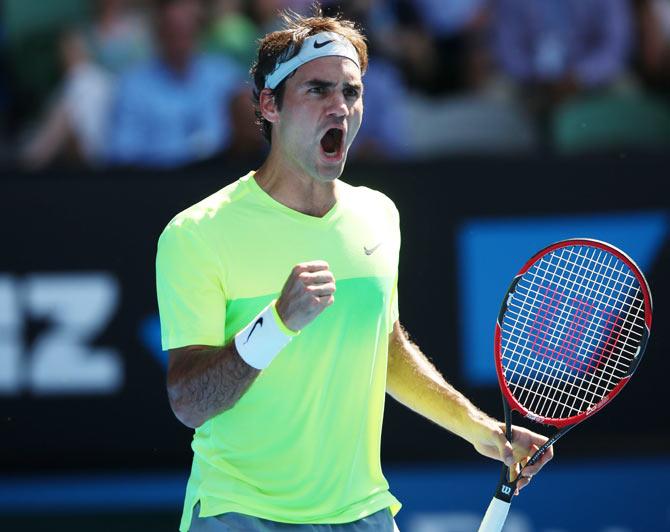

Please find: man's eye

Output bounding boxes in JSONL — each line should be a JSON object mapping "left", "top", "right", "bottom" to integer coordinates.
{"left": 309, "top": 87, "right": 325, "bottom": 94}
{"left": 344, "top": 88, "right": 359, "bottom": 99}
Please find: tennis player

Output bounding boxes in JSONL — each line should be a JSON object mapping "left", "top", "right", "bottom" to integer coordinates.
{"left": 156, "top": 10, "right": 553, "bottom": 532}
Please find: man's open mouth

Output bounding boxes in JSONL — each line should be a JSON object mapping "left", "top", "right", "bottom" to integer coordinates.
{"left": 320, "top": 128, "right": 344, "bottom": 158}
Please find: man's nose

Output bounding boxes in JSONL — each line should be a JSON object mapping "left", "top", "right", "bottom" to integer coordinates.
{"left": 326, "top": 92, "right": 349, "bottom": 118}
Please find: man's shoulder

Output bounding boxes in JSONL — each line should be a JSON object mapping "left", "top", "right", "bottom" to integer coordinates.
{"left": 162, "top": 174, "right": 254, "bottom": 236}
{"left": 341, "top": 181, "right": 399, "bottom": 218}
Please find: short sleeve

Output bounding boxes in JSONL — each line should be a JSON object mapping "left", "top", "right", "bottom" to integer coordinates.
{"left": 156, "top": 222, "right": 226, "bottom": 350}
{"left": 386, "top": 196, "right": 400, "bottom": 332}
{"left": 389, "top": 270, "right": 399, "bottom": 330}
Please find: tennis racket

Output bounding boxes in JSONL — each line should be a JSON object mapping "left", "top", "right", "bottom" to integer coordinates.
{"left": 478, "top": 238, "right": 653, "bottom": 532}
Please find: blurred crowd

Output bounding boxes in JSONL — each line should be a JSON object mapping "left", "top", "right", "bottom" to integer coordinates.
{"left": 1, "top": 0, "right": 669, "bottom": 171}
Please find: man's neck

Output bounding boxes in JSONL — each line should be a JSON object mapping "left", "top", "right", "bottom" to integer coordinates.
{"left": 254, "top": 151, "right": 339, "bottom": 218}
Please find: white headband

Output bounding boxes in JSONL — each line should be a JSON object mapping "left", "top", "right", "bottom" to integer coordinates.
{"left": 264, "top": 32, "right": 361, "bottom": 90}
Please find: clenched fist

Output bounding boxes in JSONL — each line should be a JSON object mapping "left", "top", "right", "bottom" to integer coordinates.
{"left": 275, "top": 261, "right": 336, "bottom": 332}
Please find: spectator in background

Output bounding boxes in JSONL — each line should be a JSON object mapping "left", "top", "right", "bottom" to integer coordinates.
{"left": 204, "top": 0, "right": 259, "bottom": 69}
{"left": 204, "top": 0, "right": 315, "bottom": 71}
{"left": 398, "top": 0, "right": 490, "bottom": 94}
{"left": 634, "top": 0, "right": 670, "bottom": 92}
{"left": 350, "top": 58, "right": 411, "bottom": 159}
{"left": 493, "top": 0, "right": 633, "bottom": 103}
{"left": 249, "top": 0, "right": 293, "bottom": 33}
{"left": 83, "top": 0, "right": 153, "bottom": 75}
{"left": 107, "top": 0, "right": 244, "bottom": 168}
{"left": 20, "top": 30, "right": 113, "bottom": 170}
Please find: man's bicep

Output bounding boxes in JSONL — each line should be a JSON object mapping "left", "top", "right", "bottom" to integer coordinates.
{"left": 388, "top": 319, "right": 402, "bottom": 344}
{"left": 386, "top": 320, "right": 406, "bottom": 399}
{"left": 388, "top": 320, "right": 406, "bottom": 366}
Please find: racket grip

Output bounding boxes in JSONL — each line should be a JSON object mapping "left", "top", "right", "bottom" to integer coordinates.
{"left": 477, "top": 497, "right": 510, "bottom": 532}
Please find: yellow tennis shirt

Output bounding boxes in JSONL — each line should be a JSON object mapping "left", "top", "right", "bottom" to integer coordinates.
{"left": 156, "top": 172, "right": 401, "bottom": 530}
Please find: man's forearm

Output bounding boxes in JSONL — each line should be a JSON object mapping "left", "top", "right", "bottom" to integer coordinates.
{"left": 386, "top": 323, "right": 553, "bottom": 484}
{"left": 386, "top": 323, "right": 491, "bottom": 442}
{"left": 167, "top": 343, "right": 259, "bottom": 428}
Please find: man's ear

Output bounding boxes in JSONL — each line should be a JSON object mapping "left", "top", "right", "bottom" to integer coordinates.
{"left": 259, "top": 88, "right": 280, "bottom": 124}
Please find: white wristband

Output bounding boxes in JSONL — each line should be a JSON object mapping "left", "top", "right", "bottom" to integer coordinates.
{"left": 234, "top": 300, "right": 299, "bottom": 369}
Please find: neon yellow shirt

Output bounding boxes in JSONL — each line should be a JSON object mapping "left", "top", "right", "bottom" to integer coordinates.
{"left": 156, "top": 172, "right": 401, "bottom": 530}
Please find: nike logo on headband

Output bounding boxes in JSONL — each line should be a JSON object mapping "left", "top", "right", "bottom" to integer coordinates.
{"left": 314, "top": 39, "right": 334, "bottom": 49}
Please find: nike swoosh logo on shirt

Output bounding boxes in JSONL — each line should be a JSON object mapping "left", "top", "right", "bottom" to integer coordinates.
{"left": 314, "top": 39, "right": 334, "bottom": 49}
{"left": 244, "top": 317, "right": 263, "bottom": 344}
{"left": 364, "top": 242, "right": 383, "bottom": 255}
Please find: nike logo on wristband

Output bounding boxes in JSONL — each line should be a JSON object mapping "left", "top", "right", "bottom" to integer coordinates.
{"left": 314, "top": 39, "right": 334, "bottom": 49}
{"left": 244, "top": 317, "right": 263, "bottom": 344}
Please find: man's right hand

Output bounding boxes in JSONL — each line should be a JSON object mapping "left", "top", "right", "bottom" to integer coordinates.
{"left": 275, "top": 261, "right": 336, "bottom": 332}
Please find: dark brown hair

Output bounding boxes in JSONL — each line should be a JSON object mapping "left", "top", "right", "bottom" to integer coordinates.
{"left": 250, "top": 8, "right": 368, "bottom": 143}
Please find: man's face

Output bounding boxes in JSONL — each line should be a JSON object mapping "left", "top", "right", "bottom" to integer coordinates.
{"left": 273, "top": 55, "right": 364, "bottom": 183}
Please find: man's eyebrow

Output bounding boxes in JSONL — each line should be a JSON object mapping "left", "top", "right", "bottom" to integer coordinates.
{"left": 301, "top": 79, "right": 363, "bottom": 91}
{"left": 302, "top": 79, "right": 336, "bottom": 88}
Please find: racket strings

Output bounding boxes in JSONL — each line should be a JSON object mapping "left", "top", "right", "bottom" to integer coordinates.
{"left": 505, "top": 299, "right": 642, "bottom": 362}
{"left": 500, "top": 245, "right": 645, "bottom": 421}
{"left": 510, "top": 277, "right": 645, "bottom": 338}
{"left": 504, "top": 273, "right": 641, "bottom": 379}
{"left": 520, "top": 247, "right": 644, "bottom": 330}
{"left": 544, "top": 247, "right": 644, "bottom": 413}
{"left": 507, "top": 249, "right": 635, "bottom": 393}
{"left": 507, "top": 292, "right": 621, "bottom": 414}
{"left": 518, "top": 254, "right": 645, "bottom": 337}
{"left": 515, "top": 247, "right": 643, "bottom": 418}
{"left": 515, "top": 247, "right": 644, "bottom": 418}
